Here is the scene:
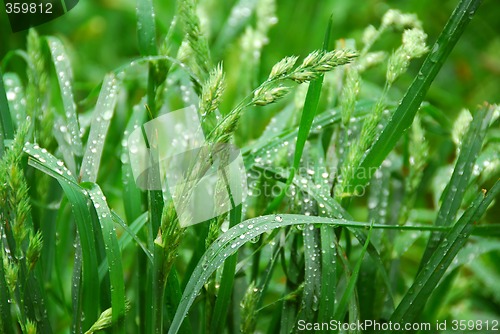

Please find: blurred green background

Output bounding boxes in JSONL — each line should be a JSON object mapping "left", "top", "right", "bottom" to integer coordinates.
{"left": 2, "top": 0, "right": 499, "bottom": 113}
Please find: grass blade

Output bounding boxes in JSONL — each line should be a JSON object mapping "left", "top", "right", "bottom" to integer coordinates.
{"left": 435, "top": 105, "right": 493, "bottom": 228}
{"left": 300, "top": 225, "right": 321, "bottom": 322}
{"left": 121, "top": 101, "right": 146, "bottom": 224}
{"left": 389, "top": 180, "right": 500, "bottom": 327}
{"left": 350, "top": 0, "right": 483, "bottom": 190}
{"left": 2, "top": 73, "right": 26, "bottom": 129}
{"left": 86, "top": 184, "right": 126, "bottom": 332}
{"left": 0, "top": 69, "right": 14, "bottom": 149}
{"left": 318, "top": 225, "right": 337, "bottom": 322}
{"left": 210, "top": 204, "right": 242, "bottom": 333}
{"left": 420, "top": 104, "right": 493, "bottom": 268}
{"left": 61, "top": 183, "right": 99, "bottom": 333}
{"left": 47, "top": 37, "right": 83, "bottom": 158}
{"left": 136, "top": 0, "right": 157, "bottom": 56}
{"left": 80, "top": 74, "right": 121, "bottom": 182}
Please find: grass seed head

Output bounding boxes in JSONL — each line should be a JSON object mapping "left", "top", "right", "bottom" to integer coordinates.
{"left": 240, "top": 282, "right": 259, "bottom": 333}
{"left": 387, "top": 28, "right": 427, "bottom": 84}
{"left": 179, "top": 0, "right": 212, "bottom": 77}
{"left": 200, "top": 63, "right": 225, "bottom": 118}
{"left": 402, "top": 28, "right": 428, "bottom": 58}
{"left": 253, "top": 85, "right": 291, "bottom": 106}
{"left": 3, "top": 254, "right": 18, "bottom": 293}
{"left": 25, "top": 319, "right": 37, "bottom": 334}
{"left": 27, "top": 231, "right": 43, "bottom": 272}
{"left": 362, "top": 25, "right": 378, "bottom": 46}
{"left": 268, "top": 56, "right": 299, "bottom": 81}
{"left": 290, "top": 49, "right": 358, "bottom": 83}
{"left": 382, "top": 9, "right": 422, "bottom": 30}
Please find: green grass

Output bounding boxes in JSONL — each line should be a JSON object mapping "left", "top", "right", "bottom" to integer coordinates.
{"left": 1, "top": 0, "right": 500, "bottom": 333}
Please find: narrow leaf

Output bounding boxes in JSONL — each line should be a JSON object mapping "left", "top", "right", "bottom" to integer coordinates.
{"left": 80, "top": 74, "right": 121, "bottom": 182}
{"left": 47, "top": 37, "right": 83, "bottom": 157}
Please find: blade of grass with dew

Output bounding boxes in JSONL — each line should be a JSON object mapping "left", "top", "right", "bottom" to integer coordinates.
{"left": 53, "top": 117, "right": 78, "bottom": 173}
{"left": 149, "top": 148, "right": 167, "bottom": 334}
{"left": 349, "top": 0, "right": 483, "bottom": 190}
{"left": 265, "top": 15, "right": 333, "bottom": 214}
{"left": 119, "top": 101, "right": 150, "bottom": 333}
{"left": 52, "top": 196, "right": 75, "bottom": 315}
{"left": 333, "top": 226, "right": 372, "bottom": 323}
{"left": 46, "top": 37, "right": 83, "bottom": 159}
{"left": 318, "top": 225, "right": 337, "bottom": 322}
{"left": 121, "top": 101, "right": 146, "bottom": 225}
{"left": 79, "top": 74, "right": 121, "bottom": 182}
{"left": 2, "top": 73, "right": 26, "bottom": 129}
{"left": 136, "top": 0, "right": 159, "bottom": 118}
{"left": 300, "top": 224, "right": 321, "bottom": 322}
{"left": 84, "top": 183, "right": 125, "bottom": 332}
{"left": 24, "top": 144, "right": 100, "bottom": 331}
{"left": 181, "top": 223, "right": 209, "bottom": 290}
{"left": 0, "top": 69, "right": 14, "bottom": 155}
{"left": 136, "top": 0, "right": 157, "bottom": 56}
{"left": 301, "top": 139, "right": 327, "bottom": 323}
{"left": 419, "top": 104, "right": 493, "bottom": 268}
{"left": 56, "top": 183, "right": 98, "bottom": 332}
{"left": 389, "top": 180, "right": 500, "bottom": 327}
{"left": 167, "top": 214, "right": 450, "bottom": 334}
{"left": 310, "top": 136, "right": 339, "bottom": 324}
{"left": 0, "top": 71, "right": 14, "bottom": 139}
{"left": 210, "top": 204, "right": 242, "bottom": 333}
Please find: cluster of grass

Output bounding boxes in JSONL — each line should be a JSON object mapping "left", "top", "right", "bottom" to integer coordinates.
{"left": 1, "top": 0, "right": 499, "bottom": 333}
